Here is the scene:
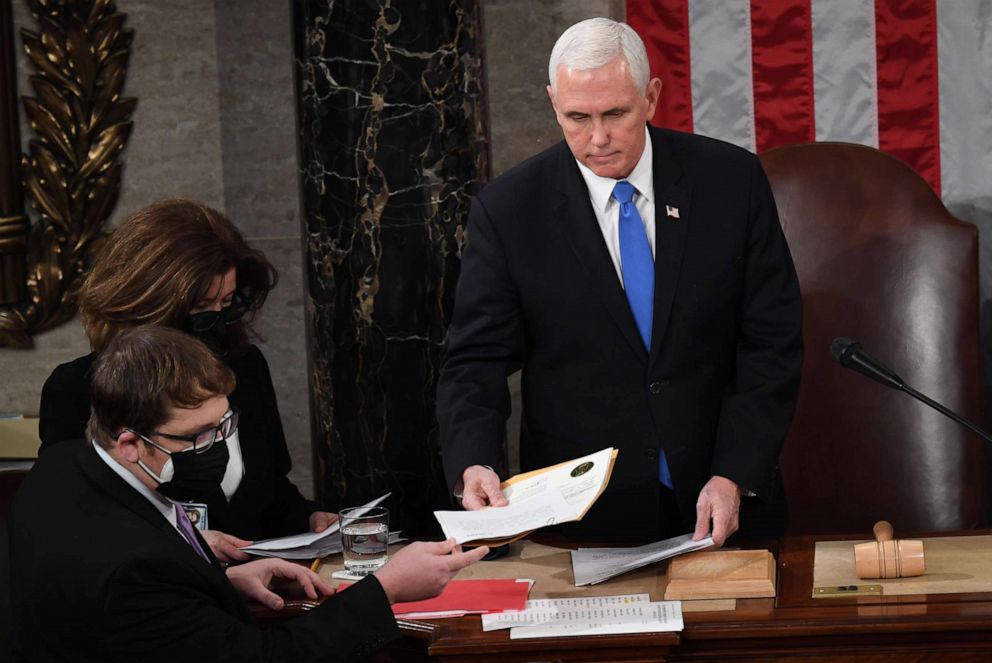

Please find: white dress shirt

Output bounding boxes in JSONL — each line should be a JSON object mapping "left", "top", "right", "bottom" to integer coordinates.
{"left": 573, "top": 130, "right": 755, "bottom": 497}
{"left": 574, "top": 126, "right": 656, "bottom": 286}
{"left": 92, "top": 440, "right": 182, "bottom": 533}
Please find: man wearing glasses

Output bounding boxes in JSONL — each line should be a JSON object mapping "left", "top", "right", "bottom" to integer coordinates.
{"left": 10, "top": 326, "right": 487, "bottom": 661}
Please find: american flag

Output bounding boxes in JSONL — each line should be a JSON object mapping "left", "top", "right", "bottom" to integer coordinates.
{"left": 628, "top": 0, "right": 992, "bottom": 377}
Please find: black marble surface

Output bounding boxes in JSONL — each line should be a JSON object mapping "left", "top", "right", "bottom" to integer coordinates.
{"left": 293, "top": 0, "right": 488, "bottom": 534}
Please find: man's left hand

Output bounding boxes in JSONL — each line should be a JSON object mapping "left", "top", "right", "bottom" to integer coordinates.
{"left": 692, "top": 475, "right": 741, "bottom": 546}
{"left": 227, "top": 558, "right": 336, "bottom": 610}
{"left": 309, "top": 511, "right": 338, "bottom": 533}
{"left": 202, "top": 529, "right": 252, "bottom": 564}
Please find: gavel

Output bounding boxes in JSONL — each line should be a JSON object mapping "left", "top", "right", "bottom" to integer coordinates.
{"left": 853, "top": 520, "right": 926, "bottom": 579}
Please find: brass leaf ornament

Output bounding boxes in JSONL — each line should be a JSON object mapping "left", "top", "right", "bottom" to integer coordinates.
{"left": 0, "top": 0, "right": 134, "bottom": 348}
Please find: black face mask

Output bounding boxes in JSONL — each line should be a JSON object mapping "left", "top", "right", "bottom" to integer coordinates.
{"left": 184, "top": 313, "right": 230, "bottom": 355}
{"left": 182, "top": 293, "right": 249, "bottom": 356}
{"left": 155, "top": 440, "right": 230, "bottom": 505}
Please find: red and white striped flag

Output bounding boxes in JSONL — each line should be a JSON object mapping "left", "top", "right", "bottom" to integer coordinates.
{"left": 628, "top": 0, "right": 990, "bottom": 228}
{"left": 628, "top": 0, "right": 992, "bottom": 367}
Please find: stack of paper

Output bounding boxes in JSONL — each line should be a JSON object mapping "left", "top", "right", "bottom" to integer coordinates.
{"left": 240, "top": 493, "right": 391, "bottom": 560}
{"left": 340, "top": 578, "right": 533, "bottom": 619}
{"left": 434, "top": 448, "right": 618, "bottom": 545}
{"left": 481, "top": 593, "right": 683, "bottom": 639}
{"left": 570, "top": 533, "right": 714, "bottom": 586}
{"left": 244, "top": 530, "right": 404, "bottom": 560}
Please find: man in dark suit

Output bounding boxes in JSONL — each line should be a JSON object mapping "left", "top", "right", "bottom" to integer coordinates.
{"left": 437, "top": 18, "right": 802, "bottom": 546}
{"left": 10, "top": 326, "right": 486, "bottom": 661}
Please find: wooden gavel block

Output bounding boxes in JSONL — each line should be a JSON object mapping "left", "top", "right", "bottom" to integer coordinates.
{"left": 853, "top": 520, "right": 926, "bottom": 579}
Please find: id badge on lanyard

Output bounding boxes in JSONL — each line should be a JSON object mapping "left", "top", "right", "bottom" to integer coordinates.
{"left": 181, "top": 502, "right": 209, "bottom": 530}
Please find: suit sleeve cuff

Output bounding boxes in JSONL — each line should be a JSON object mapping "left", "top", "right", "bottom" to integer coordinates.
{"left": 317, "top": 574, "right": 399, "bottom": 657}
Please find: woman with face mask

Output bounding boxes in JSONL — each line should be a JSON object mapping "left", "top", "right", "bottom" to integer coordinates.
{"left": 38, "top": 198, "right": 337, "bottom": 563}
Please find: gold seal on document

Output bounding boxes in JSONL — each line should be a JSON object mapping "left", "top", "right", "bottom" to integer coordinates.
{"left": 570, "top": 461, "right": 593, "bottom": 477}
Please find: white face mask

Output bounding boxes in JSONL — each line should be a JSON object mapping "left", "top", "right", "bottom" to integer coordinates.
{"left": 138, "top": 457, "right": 175, "bottom": 484}
{"left": 220, "top": 430, "right": 245, "bottom": 500}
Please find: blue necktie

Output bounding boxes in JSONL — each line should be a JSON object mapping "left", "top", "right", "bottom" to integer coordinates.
{"left": 612, "top": 180, "right": 673, "bottom": 489}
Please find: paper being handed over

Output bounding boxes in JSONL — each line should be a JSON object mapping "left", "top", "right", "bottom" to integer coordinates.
{"left": 434, "top": 447, "right": 617, "bottom": 546}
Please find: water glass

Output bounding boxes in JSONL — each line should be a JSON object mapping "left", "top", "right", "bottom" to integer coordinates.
{"left": 339, "top": 506, "right": 389, "bottom": 575}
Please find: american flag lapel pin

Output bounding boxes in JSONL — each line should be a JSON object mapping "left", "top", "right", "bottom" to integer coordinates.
{"left": 666, "top": 204, "right": 680, "bottom": 219}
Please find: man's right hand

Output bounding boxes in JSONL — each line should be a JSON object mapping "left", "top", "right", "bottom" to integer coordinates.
{"left": 458, "top": 465, "right": 508, "bottom": 510}
{"left": 374, "top": 539, "right": 489, "bottom": 604}
{"left": 227, "top": 558, "right": 335, "bottom": 610}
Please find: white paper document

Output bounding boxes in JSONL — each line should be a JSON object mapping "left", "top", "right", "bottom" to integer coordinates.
{"left": 433, "top": 447, "right": 616, "bottom": 544}
{"left": 434, "top": 491, "right": 574, "bottom": 545}
{"left": 481, "top": 593, "right": 684, "bottom": 639}
{"left": 240, "top": 493, "right": 391, "bottom": 558}
{"left": 247, "top": 530, "right": 404, "bottom": 560}
{"left": 481, "top": 594, "right": 651, "bottom": 631}
{"left": 571, "top": 533, "right": 714, "bottom": 586}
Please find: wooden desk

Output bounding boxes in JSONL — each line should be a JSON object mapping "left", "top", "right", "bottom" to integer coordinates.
{"left": 260, "top": 532, "right": 992, "bottom": 661}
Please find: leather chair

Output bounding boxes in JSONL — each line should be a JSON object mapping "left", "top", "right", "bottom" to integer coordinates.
{"left": 1, "top": 469, "right": 28, "bottom": 662}
{"left": 760, "top": 143, "right": 983, "bottom": 534}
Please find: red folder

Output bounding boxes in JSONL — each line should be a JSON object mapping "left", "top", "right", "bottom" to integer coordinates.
{"left": 340, "top": 578, "right": 530, "bottom": 617}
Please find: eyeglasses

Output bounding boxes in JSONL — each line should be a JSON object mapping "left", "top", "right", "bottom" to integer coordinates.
{"left": 127, "top": 409, "right": 239, "bottom": 455}
{"left": 187, "top": 292, "right": 250, "bottom": 333}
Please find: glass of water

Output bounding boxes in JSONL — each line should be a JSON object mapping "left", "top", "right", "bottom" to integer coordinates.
{"left": 339, "top": 506, "right": 390, "bottom": 575}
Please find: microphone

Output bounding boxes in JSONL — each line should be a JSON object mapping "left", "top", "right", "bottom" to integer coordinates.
{"left": 830, "top": 338, "right": 905, "bottom": 391}
{"left": 830, "top": 337, "right": 992, "bottom": 445}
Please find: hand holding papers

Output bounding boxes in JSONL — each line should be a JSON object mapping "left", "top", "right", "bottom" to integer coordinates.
{"left": 571, "top": 533, "right": 714, "bottom": 586}
{"left": 434, "top": 448, "right": 618, "bottom": 545}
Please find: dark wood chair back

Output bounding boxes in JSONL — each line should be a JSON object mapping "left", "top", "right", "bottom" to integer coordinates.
{"left": 760, "top": 142, "right": 983, "bottom": 534}
{"left": 1, "top": 469, "right": 28, "bottom": 662}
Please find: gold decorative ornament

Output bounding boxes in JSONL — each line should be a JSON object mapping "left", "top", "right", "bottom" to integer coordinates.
{"left": 0, "top": 0, "right": 134, "bottom": 348}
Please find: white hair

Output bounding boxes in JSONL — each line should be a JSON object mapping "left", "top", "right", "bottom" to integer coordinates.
{"left": 548, "top": 18, "right": 650, "bottom": 95}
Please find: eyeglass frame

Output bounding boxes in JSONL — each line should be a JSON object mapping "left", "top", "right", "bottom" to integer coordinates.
{"left": 125, "top": 408, "right": 239, "bottom": 456}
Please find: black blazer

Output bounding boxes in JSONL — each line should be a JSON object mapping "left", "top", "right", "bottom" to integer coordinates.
{"left": 437, "top": 126, "right": 803, "bottom": 541}
{"left": 38, "top": 345, "right": 317, "bottom": 539}
{"left": 9, "top": 440, "right": 397, "bottom": 661}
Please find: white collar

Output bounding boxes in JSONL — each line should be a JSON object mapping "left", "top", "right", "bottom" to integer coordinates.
{"left": 575, "top": 125, "right": 655, "bottom": 211}
{"left": 92, "top": 440, "right": 178, "bottom": 526}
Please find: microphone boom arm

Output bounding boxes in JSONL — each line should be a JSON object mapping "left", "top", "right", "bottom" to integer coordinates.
{"left": 900, "top": 383, "right": 992, "bottom": 446}
{"left": 831, "top": 336, "right": 992, "bottom": 446}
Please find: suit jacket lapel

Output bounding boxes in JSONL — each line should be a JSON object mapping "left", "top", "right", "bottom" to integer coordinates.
{"left": 648, "top": 127, "right": 692, "bottom": 370}
{"left": 554, "top": 146, "right": 648, "bottom": 361}
{"left": 77, "top": 443, "right": 223, "bottom": 570}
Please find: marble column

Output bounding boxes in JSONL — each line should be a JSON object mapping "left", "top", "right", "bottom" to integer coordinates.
{"left": 293, "top": 0, "right": 488, "bottom": 534}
